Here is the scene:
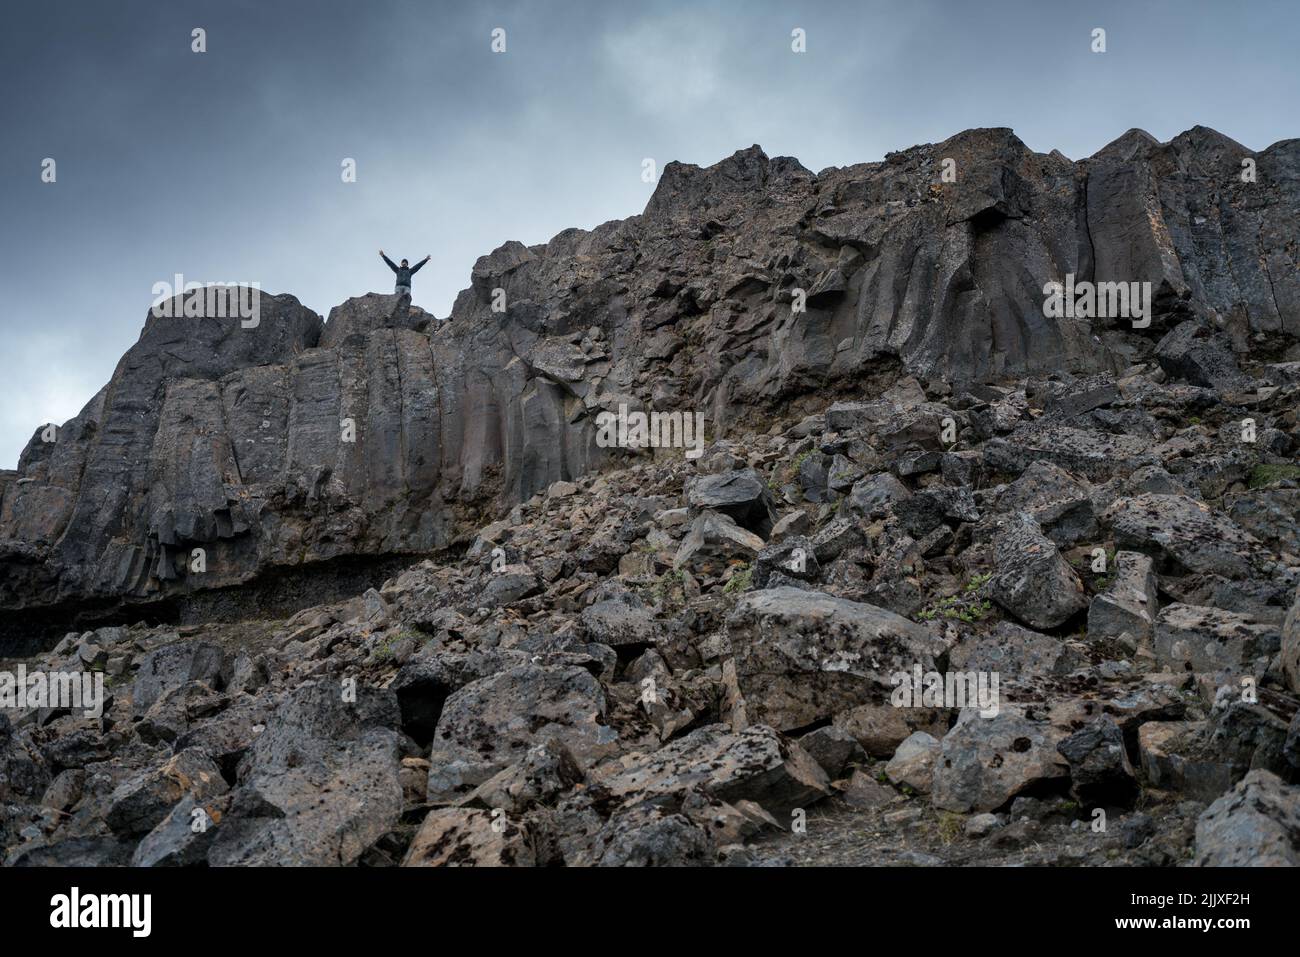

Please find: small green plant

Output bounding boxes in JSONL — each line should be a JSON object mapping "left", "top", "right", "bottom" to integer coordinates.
{"left": 373, "top": 631, "right": 413, "bottom": 661}
{"left": 649, "top": 567, "right": 685, "bottom": 602}
{"left": 775, "top": 449, "right": 816, "bottom": 486}
{"left": 723, "top": 563, "right": 753, "bottom": 595}
{"left": 915, "top": 576, "right": 994, "bottom": 623}
{"left": 937, "top": 811, "right": 964, "bottom": 845}
{"left": 1249, "top": 463, "right": 1300, "bottom": 488}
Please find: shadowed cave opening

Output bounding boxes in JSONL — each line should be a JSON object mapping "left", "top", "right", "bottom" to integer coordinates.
{"left": 0, "top": 551, "right": 431, "bottom": 659}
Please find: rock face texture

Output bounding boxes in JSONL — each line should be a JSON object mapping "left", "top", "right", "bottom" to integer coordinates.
{"left": 3, "top": 126, "right": 1299, "bottom": 625}
{"left": 1, "top": 126, "right": 1299, "bottom": 869}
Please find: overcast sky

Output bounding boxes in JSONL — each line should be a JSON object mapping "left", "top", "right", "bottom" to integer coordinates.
{"left": 1, "top": 0, "right": 1297, "bottom": 468}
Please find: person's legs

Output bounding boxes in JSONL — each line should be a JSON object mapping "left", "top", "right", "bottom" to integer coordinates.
{"left": 395, "top": 284, "right": 411, "bottom": 295}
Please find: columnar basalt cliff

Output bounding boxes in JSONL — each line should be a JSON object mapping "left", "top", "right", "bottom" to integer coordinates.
{"left": 1, "top": 126, "right": 1298, "bottom": 623}
{"left": 2, "top": 126, "right": 1299, "bottom": 869}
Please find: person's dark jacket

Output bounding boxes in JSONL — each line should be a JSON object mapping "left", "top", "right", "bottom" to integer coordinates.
{"left": 382, "top": 253, "right": 428, "bottom": 288}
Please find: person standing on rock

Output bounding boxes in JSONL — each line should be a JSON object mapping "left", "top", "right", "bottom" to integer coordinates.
{"left": 380, "top": 250, "right": 430, "bottom": 296}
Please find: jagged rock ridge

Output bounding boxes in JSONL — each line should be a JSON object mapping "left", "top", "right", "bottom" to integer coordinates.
{"left": 1, "top": 125, "right": 1298, "bottom": 621}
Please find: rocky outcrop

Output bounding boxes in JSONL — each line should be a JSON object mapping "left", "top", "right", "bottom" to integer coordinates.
{"left": 4, "top": 126, "right": 1299, "bottom": 628}
{"left": 1, "top": 125, "right": 1299, "bottom": 868}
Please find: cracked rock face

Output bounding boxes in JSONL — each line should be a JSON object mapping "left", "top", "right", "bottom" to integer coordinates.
{"left": 5, "top": 126, "right": 1299, "bottom": 623}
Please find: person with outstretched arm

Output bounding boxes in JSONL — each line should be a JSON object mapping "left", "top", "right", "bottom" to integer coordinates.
{"left": 380, "top": 250, "right": 430, "bottom": 295}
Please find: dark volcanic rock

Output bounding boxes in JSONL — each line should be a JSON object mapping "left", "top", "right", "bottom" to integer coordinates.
{"left": 1106, "top": 493, "right": 1270, "bottom": 579}
{"left": 1056, "top": 717, "right": 1139, "bottom": 808}
{"left": 131, "top": 640, "right": 227, "bottom": 717}
{"left": 724, "top": 587, "right": 943, "bottom": 732}
{"left": 2, "top": 124, "right": 1300, "bottom": 870}
{"left": 1193, "top": 770, "right": 1300, "bottom": 866}
{"left": 426, "top": 664, "right": 616, "bottom": 804}
{"left": 4, "top": 126, "right": 1298, "bottom": 622}
{"left": 207, "top": 682, "right": 406, "bottom": 866}
{"left": 601, "top": 723, "right": 829, "bottom": 817}
{"left": 987, "top": 512, "right": 1087, "bottom": 629}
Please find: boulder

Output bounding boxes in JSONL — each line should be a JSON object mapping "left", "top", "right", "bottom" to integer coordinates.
{"left": 833, "top": 702, "right": 949, "bottom": 758}
{"left": 1155, "top": 321, "right": 1252, "bottom": 393}
{"left": 1283, "top": 584, "right": 1300, "bottom": 695}
{"left": 987, "top": 512, "right": 1088, "bottom": 629}
{"left": 402, "top": 808, "right": 536, "bottom": 867}
{"left": 1105, "top": 493, "right": 1266, "bottom": 579}
{"left": 1138, "top": 721, "right": 1235, "bottom": 800}
{"left": 884, "top": 731, "right": 941, "bottom": 793}
{"left": 581, "top": 595, "right": 660, "bottom": 647}
{"left": 601, "top": 724, "right": 829, "bottom": 817}
{"left": 570, "top": 805, "right": 713, "bottom": 867}
{"left": 207, "top": 683, "right": 405, "bottom": 866}
{"left": 1087, "top": 551, "right": 1159, "bottom": 645}
{"left": 1194, "top": 770, "right": 1300, "bottom": 866}
{"left": 893, "top": 485, "right": 980, "bottom": 537}
{"left": 931, "top": 707, "right": 1070, "bottom": 813}
{"left": 105, "top": 748, "right": 227, "bottom": 838}
{"left": 427, "top": 664, "right": 616, "bottom": 804}
{"left": 461, "top": 741, "right": 586, "bottom": 814}
{"left": 132, "top": 793, "right": 230, "bottom": 867}
{"left": 1153, "top": 604, "right": 1279, "bottom": 674}
{"left": 795, "top": 725, "right": 866, "bottom": 779}
{"left": 479, "top": 564, "right": 541, "bottom": 607}
{"left": 673, "top": 510, "right": 764, "bottom": 570}
{"left": 131, "top": 640, "right": 227, "bottom": 717}
{"left": 752, "top": 535, "right": 821, "bottom": 589}
{"left": 950, "top": 622, "right": 1080, "bottom": 678}
{"left": 845, "top": 472, "right": 912, "bottom": 519}
{"left": 1055, "top": 717, "right": 1139, "bottom": 808}
{"left": 725, "top": 587, "right": 943, "bottom": 731}
{"left": 994, "top": 461, "right": 1098, "bottom": 547}
{"left": 686, "top": 468, "right": 775, "bottom": 537}
{"left": 985, "top": 425, "right": 1156, "bottom": 482}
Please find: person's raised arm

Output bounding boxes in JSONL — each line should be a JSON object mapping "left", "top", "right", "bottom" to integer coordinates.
{"left": 380, "top": 249, "right": 398, "bottom": 272}
{"left": 410, "top": 254, "right": 431, "bottom": 275}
